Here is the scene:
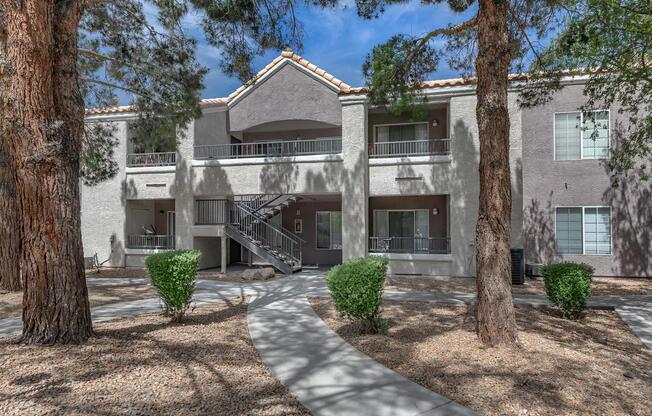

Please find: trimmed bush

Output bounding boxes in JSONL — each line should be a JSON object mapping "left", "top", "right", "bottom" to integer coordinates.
{"left": 326, "top": 256, "right": 388, "bottom": 333}
{"left": 145, "top": 250, "right": 201, "bottom": 322}
{"left": 542, "top": 262, "right": 593, "bottom": 319}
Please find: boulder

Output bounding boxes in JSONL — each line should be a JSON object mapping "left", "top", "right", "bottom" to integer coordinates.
{"left": 260, "top": 267, "right": 276, "bottom": 280}
{"left": 242, "top": 268, "right": 262, "bottom": 281}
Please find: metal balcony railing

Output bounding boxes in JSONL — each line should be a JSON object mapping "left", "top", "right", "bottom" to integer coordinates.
{"left": 369, "top": 236, "right": 451, "bottom": 254}
{"left": 194, "top": 137, "right": 342, "bottom": 160}
{"left": 195, "top": 199, "right": 227, "bottom": 225}
{"left": 127, "top": 152, "right": 176, "bottom": 167}
{"left": 127, "top": 235, "right": 174, "bottom": 249}
{"left": 368, "top": 138, "right": 450, "bottom": 158}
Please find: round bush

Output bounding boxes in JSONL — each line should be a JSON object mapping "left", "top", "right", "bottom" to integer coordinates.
{"left": 145, "top": 250, "right": 201, "bottom": 322}
{"left": 326, "top": 256, "right": 388, "bottom": 333}
{"left": 542, "top": 262, "right": 593, "bottom": 319}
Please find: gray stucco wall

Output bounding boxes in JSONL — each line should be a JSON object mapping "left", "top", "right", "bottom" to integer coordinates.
{"left": 194, "top": 110, "right": 229, "bottom": 146}
{"left": 281, "top": 198, "right": 343, "bottom": 266}
{"left": 522, "top": 83, "right": 651, "bottom": 277}
{"left": 229, "top": 62, "right": 342, "bottom": 132}
{"left": 81, "top": 121, "right": 128, "bottom": 267}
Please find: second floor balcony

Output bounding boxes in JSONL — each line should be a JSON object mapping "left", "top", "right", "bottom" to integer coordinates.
{"left": 368, "top": 138, "right": 450, "bottom": 158}
{"left": 194, "top": 137, "right": 342, "bottom": 160}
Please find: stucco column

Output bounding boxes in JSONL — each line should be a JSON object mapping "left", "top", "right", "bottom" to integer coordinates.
{"left": 221, "top": 236, "right": 227, "bottom": 273}
{"left": 175, "top": 121, "right": 195, "bottom": 250}
{"left": 339, "top": 94, "right": 369, "bottom": 260}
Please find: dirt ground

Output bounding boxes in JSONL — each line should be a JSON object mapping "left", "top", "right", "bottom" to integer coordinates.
{"left": 312, "top": 299, "right": 652, "bottom": 416}
{"left": 1, "top": 284, "right": 158, "bottom": 319}
{"left": 86, "top": 267, "right": 287, "bottom": 283}
{"left": 0, "top": 300, "right": 308, "bottom": 416}
{"left": 385, "top": 275, "right": 652, "bottom": 296}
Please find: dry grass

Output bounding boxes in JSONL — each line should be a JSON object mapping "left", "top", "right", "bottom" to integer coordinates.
{"left": 85, "top": 267, "right": 287, "bottom": 283}
{"left": 0, "top": 299, "right": 308, "bottom": 416}
{"left": 312, "top": 299, "right": 652, "bottom": 416}
{"left": 1, "top": 284, "right": 158, "bottom": 319}
{"left": 385, "top": 275, "right": 652, "bottom": 296}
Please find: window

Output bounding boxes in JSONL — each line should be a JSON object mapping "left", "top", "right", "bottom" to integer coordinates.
{"left": 316, "top": 211, "right": 342, "bottom": 250}
{"left": 554, "top": 111, "right": 609, "bottom": 160}
{"left": 374, "top": 209, "right": 429, "bottom": 251}
{"left": 555, "top": 207, "right": 611, "bottom": 255}
{"left": 375, "top": 123, "right": 427, "bottom": 142}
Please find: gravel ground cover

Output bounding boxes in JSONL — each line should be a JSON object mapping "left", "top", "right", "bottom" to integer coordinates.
{"left": 0, "top": 299, "right": 309, "bottom": 416}
{"left": 1, "top": 284, "right": 158, "bottom": 319}
{"left": 385, "top": 275, "right": 652, "bottom": 296}
{"left": 311, "top": 299, "right": 652, "bottom": 416}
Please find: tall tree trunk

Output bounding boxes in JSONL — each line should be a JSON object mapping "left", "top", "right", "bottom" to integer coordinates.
{"left": 0, "top": 145, "right": 21, "bottom": 292}
{"left": 0, "top": 22, "right": 22, "bottom": 293}
{"left": 474, "top": 0, "right": 519, "bottom": 347}
{"left": 2, "top": 0, "right": 92, "bottom": 344}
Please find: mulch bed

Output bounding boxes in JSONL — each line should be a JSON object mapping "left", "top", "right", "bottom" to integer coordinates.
{"left": 385, "top": 275, "right": 652, "bottom": 296}
{"left": 311, "top": 299, "right": 652, "bottom": 416}
{"left": 0, "top": 299, "right": 308, "bottom": 416}
{"left": 1, "top": 284, "right": 158, "bottom": 319}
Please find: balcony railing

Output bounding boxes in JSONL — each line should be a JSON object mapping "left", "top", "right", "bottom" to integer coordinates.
{"left": 194, "top": 137, "right": 342, "bottom": 160}
{"left": 195, "top": 199, "right": 227, "bottom": 225}
{"left": 127, "top": 235, "right": 174, "bottom": 249}
{"left": 369, "top": 237, "right": 451, "bottom": 254}
{"left": 368, "top": 139, "right": 450, "bottom": 158}
{"left": 127, "top": 152, "right": 176, "bottom": 167}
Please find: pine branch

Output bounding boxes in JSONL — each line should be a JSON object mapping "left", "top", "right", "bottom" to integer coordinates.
{"left": 80, "top": 77, "right": 163, "bottom": 106}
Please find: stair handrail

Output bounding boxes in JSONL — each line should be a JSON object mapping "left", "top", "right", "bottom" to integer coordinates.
{"left": 232, "top": 200, "right": 305, "bottom": 244}
{"left": 227, "top": 201, "right": 302, "bottom": 266}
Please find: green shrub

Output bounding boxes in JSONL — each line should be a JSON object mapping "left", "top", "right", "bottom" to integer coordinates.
{"left": 542, "top": 262, "right": 593, "bottom": 319}
{"left": 326, "top": 256, "right": 388, "bottom": 333}
{"left": 145, "top": 250, "right": 201, "bottom": 322}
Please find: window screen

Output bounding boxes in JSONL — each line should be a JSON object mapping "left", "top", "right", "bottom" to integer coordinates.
{"left": 555, "top": 207, "right": 583, "bottom": 254}
{"left": 582, "top": 111, "right": 610, "bottom": 159}
{"left": 376, "top": 123, "right": 427, "bottom": 142}
{"left": 316, "top": 211, "right": 342, "bottom": 250}
{"left": 584, "top": 207, "right": 611, "bottom": 254}
{"left": 555, "top": 113, "right": 581, "bottom": 160}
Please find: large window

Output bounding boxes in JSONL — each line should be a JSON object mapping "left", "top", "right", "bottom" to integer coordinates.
{"left": 555, "top": 207, "right": 611, "bottom": 255}
{"left": 373, "top": 209, "right": 429, "bottom": 251}
{"left": 316, "top": 211, "right": 342, "bottom": 250}
{"left": 375, "top": 123, "right": 427, "bottom": 142}
{"left": 554, "top": 111, "right": 609, "bottom": 160}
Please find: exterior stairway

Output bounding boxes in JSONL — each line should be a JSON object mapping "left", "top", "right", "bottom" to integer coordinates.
{"left": 225, "top": 200, "right": 302, "bottom": 274}
{"left": 235, "top": 194, "right": 300, "bottom": 220}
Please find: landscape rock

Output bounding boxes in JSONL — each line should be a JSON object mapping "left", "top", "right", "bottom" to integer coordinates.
{"left": 260, "top": 268, "right": 276, "bottom": 280}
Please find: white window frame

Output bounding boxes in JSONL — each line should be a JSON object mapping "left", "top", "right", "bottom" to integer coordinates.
{"left": 372, "top": 121, "right": 429, "bottom": 144}
{"left": 553, "top": 110, "right": 610, "bottom": 161}
{"left": 315, "top": 211, "right": 342, "bottom": 251}
{"left": 554, "top": 206, "right": 613, "bottom": 255}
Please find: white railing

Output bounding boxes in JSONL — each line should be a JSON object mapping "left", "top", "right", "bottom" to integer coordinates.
{"left": 369, "top": 237, "right": 451, "bottom": 254}
{"left": 127, "top": 152, "right": 176, "bottom": 167}
{"left": 194, "top": 137, "right": 342, "bottom": 160}
{"left": 195, "top": 199, "right": 227, "bottom": 225}
{"left": 369, "top": 139, "right": 450, "bottom": 158}
{"left": 127, "top": 235, "right": 174, "bottom": 249}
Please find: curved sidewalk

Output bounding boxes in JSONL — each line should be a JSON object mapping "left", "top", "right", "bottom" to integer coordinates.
{"left": 247, "top": 275, "right": 477, "bottom": 416}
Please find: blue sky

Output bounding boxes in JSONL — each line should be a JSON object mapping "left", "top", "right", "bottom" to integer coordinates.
{"left": 190, "top": 1, "right": 478, "bottom": 99}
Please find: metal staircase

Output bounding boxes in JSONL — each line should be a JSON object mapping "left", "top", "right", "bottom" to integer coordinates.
{"left": 225, "top": 200, "right": 302, "bottom": 274}
{"left": 235, "top": 194, "right": 300, "bottom": 220}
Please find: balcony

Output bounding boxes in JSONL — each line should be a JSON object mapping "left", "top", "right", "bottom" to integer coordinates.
{"left": 194, "top": 137, "right": 342, "bottom": 160}
{"left": 195, "top": 199, "right": 227, "bottom": 225}
{"left": 127, "top": 234, "right": 174, "bottom": 249}
{"left": 368, "top": 139, "right": 450, "bottom": 158}
{"left": 369, "top": 237, "right": 451, "bottom": 254}
{"left": 127, "top": 152, "right": 176, "bottom": 168}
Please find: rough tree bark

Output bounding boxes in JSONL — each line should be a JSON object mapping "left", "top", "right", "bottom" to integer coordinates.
{"left": 0, "top": 19, "right": 21, "bottom": 293}
{"left": 474, "top": 0, "right": 520, "bottom": 347}
{"left": 2, "top": 0, "right": 92, "bottom": 344}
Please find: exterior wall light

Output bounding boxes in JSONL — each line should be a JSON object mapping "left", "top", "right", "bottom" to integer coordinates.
{"left": 432, "top": 208, "right": 439, "bottom": 215}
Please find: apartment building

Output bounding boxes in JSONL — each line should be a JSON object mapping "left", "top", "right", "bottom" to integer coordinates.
{"left": 82, "top": 50, "right": 651, "bottom": 277}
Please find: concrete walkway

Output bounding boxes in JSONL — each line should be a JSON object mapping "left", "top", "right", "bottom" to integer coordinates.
{"left": 2, "top": 271, "right": 651, "bottom": 415}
